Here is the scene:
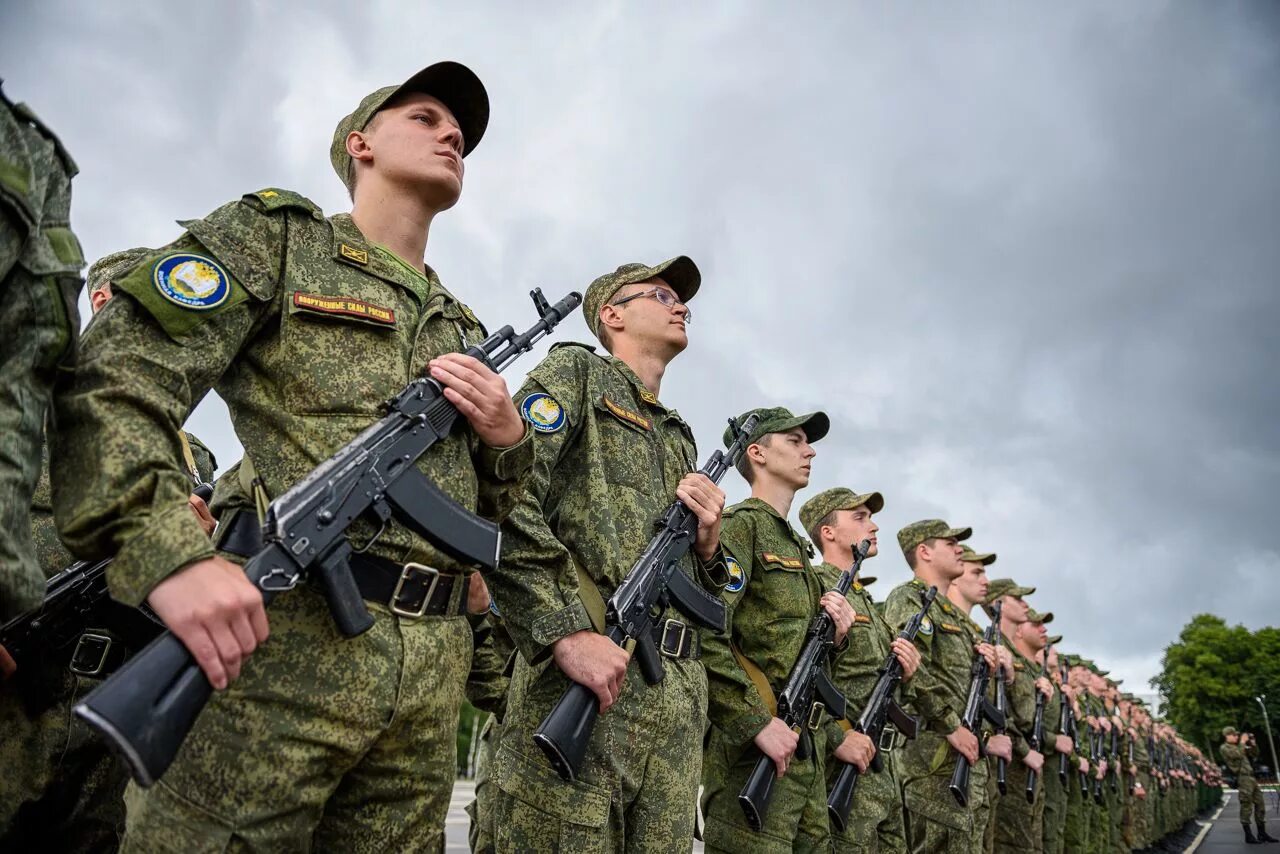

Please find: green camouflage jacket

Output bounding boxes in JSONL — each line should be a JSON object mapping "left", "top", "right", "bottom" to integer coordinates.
{"left": 702, "top": 497, "right": 828, "bottom": 748}
{"left": 51, "top": 190, "right": 532, "bottom": 605}
{"left": 816, "top": 561, "right": 915, "bottom": 750}
{"left": 31, "top": 432, "right": 216, "bottom": 577}
{"left": 1219, "top": 740, "right": 1256, "bottom": 779}
{"left": 1003, "top": 635, "right": 1038, "bottom": 759}
{"left": 884, "top": 578, "right": 972, "bottom": 736}
{"left": 490, "top": 342, "right": 727, "bottom": 662}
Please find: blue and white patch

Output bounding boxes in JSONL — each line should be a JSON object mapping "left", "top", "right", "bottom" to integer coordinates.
{"left": 152, "top": 253, "right": 231, "bottom": 310}
{"left": 521, "top": 392, "right": 566, "bottom": 433}
{"left": 919, "top": 616, "right": 934, "bottom": 636}
{"left": 725, "top": 556, "right": 745, "bottom": 593}
{"left": 489, "top": 598, "right": 501, "bottom": 618}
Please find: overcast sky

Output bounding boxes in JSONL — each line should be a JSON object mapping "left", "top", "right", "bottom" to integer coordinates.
{"left": 5, "top": 0, "right": 1277, "bottom": 699}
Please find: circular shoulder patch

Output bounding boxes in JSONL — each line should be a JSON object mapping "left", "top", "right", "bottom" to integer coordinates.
{"left": 725, "top": 556, "right": 745, "bottom": 593}
{"left": 153, "top": 253, "right": 231, "bottom": 310}
{"left": 521, "top": 392, "right": 566, "bottom": 433}
{"left": 919, "top": 616, "right": 934, "bottom": 636}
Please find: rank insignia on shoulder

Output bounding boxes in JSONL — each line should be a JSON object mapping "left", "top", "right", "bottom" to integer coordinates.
{"left": 521, "top": 392, "right": 566, "bottom": 433}
{"left": 939, "top": 622, "right": 963, "bottom": 634}
{"left": 919, "top": 616, "right": 934, "bottom": 636}
{"left": 258, "top": 190, "right": 279, "bottom": 198}
{"left": 853, "top": 613, "right": 872, "bottom": 625}
{"left": 761, "top": 552, "right": 804, "bottom": 569}
{"left": 725, "top": 556, "right": 745, "bottom": 593}
{"left": 638, "top": 388, "right": 659, "bottom": 405}
{"left": 152, "top": 253, "right": 231, "bottom": 310}
{"left": 339, "top": 243, "right": 369, "bottom": 265}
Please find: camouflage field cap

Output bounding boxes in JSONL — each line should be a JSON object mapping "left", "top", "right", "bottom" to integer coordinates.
{"left": 1027, "top": 608, "right": 1054, "bottom": 624}
{"left": 722, "top": 405, "right": 830, "bottom": 448}
{"left": 583, "top": 257, "right": 701, "bottom": 337}
{"left": 959, "top": 544, "right": 997, "bottom": 566}
{"left": 330, "top": 61, "right": 489, "bottom": 190}
{"left": 799, "top": 486, "right": 885, "bottom": 535}
{"left": 896, "top": 519, "right": 972, "bottom": 555}
{"left": 87, "top": 247, "right": 151, "bottom": 294}
{"left": 1046, "top": 633, "right": 1063, "bottom": 645}
{"left": 1223, "top": 725, "right": 1238, "bottom": 737}
{"left": 982, "top": 577, "right": 1036, "bottom": 603}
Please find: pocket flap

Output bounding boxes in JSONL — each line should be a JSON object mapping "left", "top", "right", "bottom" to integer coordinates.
{"left": 492, "top": 741, "right": 610, "bottom": 828}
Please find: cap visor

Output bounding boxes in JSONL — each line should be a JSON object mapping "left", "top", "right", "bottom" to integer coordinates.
{"left": 798, "top": 411, "right": 830, "bottom": 443}
{"left": 947, "top": 526, "right": 973, "bottom": 542}
{"left": 394, "top": 61, "right": 489, "bottom": 156}
{"left": 651, "top": 255, "right": 701, "bottom": 304}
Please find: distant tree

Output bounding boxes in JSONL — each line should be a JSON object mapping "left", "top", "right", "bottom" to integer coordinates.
{"left": 1152, "top": 614, "right": 1280, "bottom": 768}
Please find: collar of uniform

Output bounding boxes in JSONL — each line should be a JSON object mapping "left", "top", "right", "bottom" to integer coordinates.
{"left": 329, "top": 214, "right": 435, "bottom": 304}
{"left": 735, "top": 497, "right": 809, "bottom": 550}
{"left": 604, "top": 355, "right": 679, "bottom": 415}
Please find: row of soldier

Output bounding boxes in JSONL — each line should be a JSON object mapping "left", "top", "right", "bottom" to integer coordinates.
{"left": 0, "top": 61, "right": 1233, "bottom": 852}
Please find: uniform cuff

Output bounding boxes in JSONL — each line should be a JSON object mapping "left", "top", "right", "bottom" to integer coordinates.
{"left": 529, "top": 599, "right": 595, "bottom": 650}
{"left": 721, "top": 709, "right": 775, "bottom": 750}
{"left": 107, "top": 502, "right": 215, "bottom": 606}
{"left": 477, "top": 422, "right": 534, "bottom": 481}
{"left": 932, "top": 710, "right": 963, "bottom": 735}
{"left": 696, "top": 547, "right": 730, "bottom": 590}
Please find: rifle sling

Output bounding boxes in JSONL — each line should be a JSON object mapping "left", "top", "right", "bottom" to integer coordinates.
{"left": 731, "top": 641, "right": 777, "bottom": 717}
{"left": 574, "top": 561, "right": 607, "bottom": 635}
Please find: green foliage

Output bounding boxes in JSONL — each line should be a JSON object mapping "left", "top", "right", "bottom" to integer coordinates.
{"left": 1152, "top": 614, "right": 1280, "bottom": 766}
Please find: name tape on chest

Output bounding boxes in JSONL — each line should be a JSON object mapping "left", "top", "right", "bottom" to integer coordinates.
{"left": 938, "top": 622, "right": 964, "bottom": 634}
{"left": 601, "top": 395, "right": 652, "bottom": 431}
{"left": 153, "top": 253, "right": 231, "bottom": 310}
{"left": 521, "top": 392, "right": 566, "bottom": 433}
{"left": 293, "top": 291, "right": 396, "bottom": 326}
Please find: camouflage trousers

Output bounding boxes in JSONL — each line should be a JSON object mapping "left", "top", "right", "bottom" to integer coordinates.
{"left": 1239, "top": 776, "right": 1267, "bottom": 825}
{"left": 828, "top": 745, "right": 907, "bottom": 854}
{"left": 970, "top": 758, "right": 995, "bottom": 854}
{"left": 120, "top": 583, "right": 470, "bottom": 853}
{"left": 466, "top": 715, "right": 500, "bottom": 854}
{"left": 0, "top": 658, "right": 127, "bottom": 851}
{"left": 1039, "top": 765, "right": 1068, "bottom": 854}
{"left": 1063, "top": 769, "right": 1089, "bottom": 854}
{"left": 701, "top": 727, "right": 829, "bottom": 854}
{"left": 897, "top": 731, "right": 980, "bottom": 854}
{"left": 992, "top": 759, "right": 1044, "bottom": 853}
{"left": 492, "top": 650, "right": 707, "bottom": 853}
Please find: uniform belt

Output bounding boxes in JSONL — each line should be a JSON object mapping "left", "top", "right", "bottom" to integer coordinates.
{"left": 68, "top": 629, "right": 131, "bottom": 678}
{"left": 218, "top": 513, "right": 469, "bottom": 618}
{"left": 652, "top": 618, "right": 700, "bottom": 660}
{"left": 878, "top": 722, "right": 904, "bottom": 753}
{"left": 348, "top": 554, "right": 470, "bottom": 619}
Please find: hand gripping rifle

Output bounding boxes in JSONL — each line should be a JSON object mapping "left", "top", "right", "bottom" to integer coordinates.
{"left": 949, "top": 601, "right": 1006, "bottom": 807}
{"left": 75, "top": 289, "right": 581, "bottom": 787}
{"left": 1057, "top": 660, "right": 1079, "bottom": 791}
{"left": 1109, "top": 711, "right": 1120, "bottom": 793}
{"left": 1025, "top": 648, "right": 1049, "bottom": 803}
{"left": 738, "top": 540, "right": 870, "bottom": 832}
{"left": 531, "top": 412, "right": 760, "bottom": 783}
{"left": 826, "top": 585, "right": 936, "bottom": 831}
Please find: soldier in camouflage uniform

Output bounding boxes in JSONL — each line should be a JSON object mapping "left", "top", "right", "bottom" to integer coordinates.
{"left": 800, "top": 486, "right": 922, "bottom": 854}
{"left": 464, "top": 610, "right": 515, "bottom": 854}
{"left": 0, "top": 84, "right": 85, "bottom": 621}
{"left": 1222, "top": 726, "right": 1277, "bottom": 844}
{"left": 700, "top": 408, "right": 855, "bottom": 853}
{"left": 51, "top": 62, "right": 536, "bottom": 851}
{"left": 0, "top": 249, "right": 217, "bottom": 851}
{"left": 1034, "top": 637, "right": 1072, "bottom": 854}
{"left": 483, "top": 258, "right": 730, "bottom": 851}
{"left": 886, "top": 520, "right": 1003, "bottom": 854}
{"left": 981, "top": 578, "right": 1048, "bottom": 854}
{"left": 945, "top": 543, "right": 1011, "bottom": 854}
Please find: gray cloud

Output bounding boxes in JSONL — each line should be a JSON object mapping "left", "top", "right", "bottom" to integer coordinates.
{"left": 4, "top": 0, "right": 1277, "bottom": 693}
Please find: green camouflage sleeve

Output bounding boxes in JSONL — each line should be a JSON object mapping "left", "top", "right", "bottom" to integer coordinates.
{"left": 700, "top": 511, "right": 774, "bottom": 748}
{"left": 183, "top": 431, "right": 218, "bottom": 483}
{"left": 466, "top": 617, "right": 516, "bottom": 718}
{"left": 487, "top": 347, "right": 592, "bottom": 663}
{"left": 51, "top": 200, "right": 285, "bottom": 606}
{"left": 884, "top": 587, "right": 962, "bottom": 735}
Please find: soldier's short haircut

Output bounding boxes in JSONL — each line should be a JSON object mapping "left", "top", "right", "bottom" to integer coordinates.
{"left": 735, "top": 433, "right": 774, "bottom": 484}
{"left": 807, "top": 510, "right": 840, "bottom": 552}
{"left": 345, "top": 100, "right": 400, "bottom": 201}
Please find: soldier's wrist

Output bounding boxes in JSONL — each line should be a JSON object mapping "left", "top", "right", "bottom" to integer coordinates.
{"left": 108, "top": 501, "right": 216, "bottom": 606}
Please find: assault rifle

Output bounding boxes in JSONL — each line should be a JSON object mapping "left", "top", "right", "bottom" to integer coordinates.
{"left": 1127, "top": 730, "right": 1136, "bottom": 795}
{"left": 532, "top": 413, "right": 760, "bottom": 782}
{"left": 738, "top": 540, "right": 870, "bottom": 832}
{"left": 1109, "top": 710, "right": 1120, "bottom": 793}
{"left": 1087, "top": 697, "right": 1105, "bottom": 804}
{"left": 992, "top": 621, "right": 1009, "bottom": 796}
{"left": 1025, "top": 647, "right": 1049, "bottom": 803}
{"left": 949, "top": 601, "right": 1006, "bottom": 807}
{"left": 75, "top": 288, "right": 581, "bottom": 787}
{"left": 827, "top": 585, "right": 935, "bottom": 831}
{"left": 0, "top": 483, "right": 213, "bottom": 684}
{"left": 1057, "top": 659, "right": 1076, "bottom": 788}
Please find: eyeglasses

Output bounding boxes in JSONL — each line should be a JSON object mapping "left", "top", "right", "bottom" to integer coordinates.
{"left": 609, "top": 287, "right": 692, "bottom": 324}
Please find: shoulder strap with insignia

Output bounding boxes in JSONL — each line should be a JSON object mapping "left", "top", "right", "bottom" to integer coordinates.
{"left": 549, "top": 340, "right": 598, "bottom": 356}
{"left": 242, "top": 188, "right": 324, "bottom": 219}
